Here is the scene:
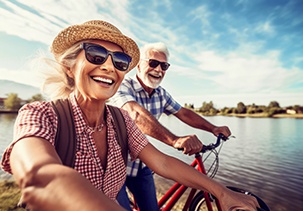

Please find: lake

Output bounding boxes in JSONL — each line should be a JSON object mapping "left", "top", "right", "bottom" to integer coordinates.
{"left": 1, "top": 113, "right": 302, "bottom": 211}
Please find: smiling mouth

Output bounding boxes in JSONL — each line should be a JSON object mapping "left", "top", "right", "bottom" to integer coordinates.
{"left": 91, "top": 76, "right": 114, "bottom": 85}
{"left": 149, "top": 74, "right": 162, "bottom": 79}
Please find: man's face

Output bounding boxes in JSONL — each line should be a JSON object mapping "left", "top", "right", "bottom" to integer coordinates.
{"left": 137, "top": 51, "right": 168, "bottom": 91}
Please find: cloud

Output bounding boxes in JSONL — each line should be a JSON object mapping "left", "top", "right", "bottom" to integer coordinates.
{"left": 0, "top": 67, "right": 41, "bottom": 87}
{"left": 0, "top": 0, "right": 302, "bottom": 108}
{"left": 0, "top": 0, "right": 135, "bottom": 44}
{"left": 255, "top": 21, "right": 275, "bottom": 35}
{"left": 171, "top": 43, "right": 303, "bottom": 95}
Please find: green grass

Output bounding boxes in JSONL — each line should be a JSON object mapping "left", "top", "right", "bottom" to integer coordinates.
{"left": 0, "top": 180, "right": 25, "bottom": 211}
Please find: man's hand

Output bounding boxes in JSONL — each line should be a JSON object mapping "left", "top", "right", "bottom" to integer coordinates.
{"left": 172, "top": 135, "right": 203, "bottom": 155}
{"left": 212, "top": 126, "right": 231, "bottom": 138}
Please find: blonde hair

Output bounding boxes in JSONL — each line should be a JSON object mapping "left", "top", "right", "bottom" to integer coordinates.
{"left": 32, "top": 42, "right": 83, "bottom": 100}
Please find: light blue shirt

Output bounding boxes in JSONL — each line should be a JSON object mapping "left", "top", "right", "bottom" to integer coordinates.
{"left": 110, "top": 75, "right": 182, "bottom": 176}
{"left": 110, "top": 76, "right": 181, "bottom": 120}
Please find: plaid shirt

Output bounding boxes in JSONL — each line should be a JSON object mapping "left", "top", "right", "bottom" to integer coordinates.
{"left": 110, "top": 75, "right": 181, "bottom": 176}
{"left": 1, "top": 93, "right": 149, "bottom": 201}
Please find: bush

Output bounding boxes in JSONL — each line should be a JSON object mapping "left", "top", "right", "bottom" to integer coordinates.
{"left": 0, "top": 180, "right": 24, "bottom": 211}
{"left": 268, "top": 107, "right": 285, "bottom": 117}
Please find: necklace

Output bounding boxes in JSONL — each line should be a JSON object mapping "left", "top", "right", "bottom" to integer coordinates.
{"left": 89, "top": 123, "right": 104, "bottom": 132}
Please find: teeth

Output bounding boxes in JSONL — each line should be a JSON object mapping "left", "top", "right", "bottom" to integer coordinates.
{"left": 150, "top": 74, "right": 161, "bottom": 78}
{"left": 92, "top": 76, "right": 113, "bottom": 84}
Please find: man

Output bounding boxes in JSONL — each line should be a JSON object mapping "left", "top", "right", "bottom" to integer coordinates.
{"left": 110, "top": 42, "right": 231, "bottom": 211}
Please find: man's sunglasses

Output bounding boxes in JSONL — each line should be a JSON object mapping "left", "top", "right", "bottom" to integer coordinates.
{"left": 142, "top": 59, "right": 170, "bottom": 71}
{"left": 80, "top": 43, "right": 132, "bottom": 71}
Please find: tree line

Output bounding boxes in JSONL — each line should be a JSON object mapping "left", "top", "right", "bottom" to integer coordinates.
{"left": 2, "top": 93, "right": 303, "bottom": 117}
{"left": 184, "top": 101, "right": 303, "bottom": 117}
{"left": 2, "top": 93, "right": 45, "bottom": 110}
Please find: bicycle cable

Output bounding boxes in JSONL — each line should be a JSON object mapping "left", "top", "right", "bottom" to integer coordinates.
{"left": 203, "top": 141, "right": 224, "bottom": 178}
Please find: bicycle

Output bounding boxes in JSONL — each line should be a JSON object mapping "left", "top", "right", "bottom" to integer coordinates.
{"left": 129, "top": 134, "right": 270, "bottom": 211}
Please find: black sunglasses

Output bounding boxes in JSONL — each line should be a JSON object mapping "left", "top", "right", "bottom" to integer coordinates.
{"left": 80, "top": 43, "right": 132, "bottom": 71}
{"left": 143, "top": 59, "right": 170, "bottom": 71}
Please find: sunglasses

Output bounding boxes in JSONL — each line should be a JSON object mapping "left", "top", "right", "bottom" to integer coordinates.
{"left": 80, "top": 43, "right": 132, "bottom": 71}
{"left": 143, "top": 59, "right": 170, "bottom": 71}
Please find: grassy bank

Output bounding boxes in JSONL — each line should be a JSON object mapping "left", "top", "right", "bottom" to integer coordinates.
{"left": 0, "top": 180, "right": 24, "bottom": 211}
{"left": 0, "top": 176, "right": 186, "bottom": 211}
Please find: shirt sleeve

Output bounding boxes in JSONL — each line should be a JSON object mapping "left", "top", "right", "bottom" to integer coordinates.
{"left": 109, "top": 78, "right": 136, "bottom": 108}
{"left": 162, "top": 89, "right": 182, "bottom": 115}
{"left": 1, "top": 102, "right": 57, "bottom": 174}
{"left": 120, "top": 109, "right": 149, "bottom": 160}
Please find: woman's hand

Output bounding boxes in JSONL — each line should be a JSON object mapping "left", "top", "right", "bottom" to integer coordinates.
{"left": 219, "top": 188, "right": 260, "bottom": 211}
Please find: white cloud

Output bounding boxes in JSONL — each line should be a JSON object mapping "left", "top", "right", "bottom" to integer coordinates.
{"left": 0, "top": 67, "right": 41, "bottom": 87}
{"left": 0, "top": 0, "right": 134, "bottom": 44}
{"left": 255, "top": 21, "right": 275, "bottom": 35}
{"left": 189, "top": 5, "right": 211, "bottom": 28}
{"left": 0, "top": 0, "right": 302, "bottom": 107}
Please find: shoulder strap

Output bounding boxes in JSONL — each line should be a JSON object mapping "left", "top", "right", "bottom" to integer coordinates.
{"left": 51, "top": 99, "right": 76, "bottom": 168}
{"left": 51, "top": 100, "right": 128, "bottom": 167}
{"left": 108, "top": 105, "right": 128, "bottom": 165}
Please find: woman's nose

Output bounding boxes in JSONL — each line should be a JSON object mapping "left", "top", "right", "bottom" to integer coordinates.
{"left": 99, "top": 55, "right": 115, "bottom": 72}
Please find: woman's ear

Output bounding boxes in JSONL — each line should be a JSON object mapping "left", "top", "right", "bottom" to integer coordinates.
{"left": 65, "top": 67, "right": 74, "bottom": 78}
{"left": 137, "top": 63, "right": 141, "bottom": 73}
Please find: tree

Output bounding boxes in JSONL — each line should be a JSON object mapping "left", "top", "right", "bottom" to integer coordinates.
{"left": 199, "top": 101, "right": 214, "bottom": 113}
{"left": 28, "top": 93, "right": 45, "bottom": 103}
{"left": 268, "top": 101, "right": 280, "bottom": 108}
{"left": 236, "top": 102, "right": 246, "bottom": 114}
{"left": 4, "top": 93, "right": 22, "bottom": 110}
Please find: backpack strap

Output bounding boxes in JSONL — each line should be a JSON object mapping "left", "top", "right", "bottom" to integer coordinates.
{"left": 51, "top": 99, "right": 128, "bottom": 167}
{"left": 108, "top": 105, "right": 128, "bottom": 165}
{"left": 51, "top": 99, "right": 76, "bottom": 168}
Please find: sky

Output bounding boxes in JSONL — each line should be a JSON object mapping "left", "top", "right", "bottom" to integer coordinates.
{"left": 0, "top": 0, "right": 303, "bottom": 108}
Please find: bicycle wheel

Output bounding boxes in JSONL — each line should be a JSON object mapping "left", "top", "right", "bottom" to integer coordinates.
{"left": 189, "top": 187, "right": 270, "bottom": 211}
{"left": 189, "top": 191, "right": 219, "bottom": 211}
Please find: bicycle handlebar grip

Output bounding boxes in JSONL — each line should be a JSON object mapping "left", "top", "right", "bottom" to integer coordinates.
{"left": 201, "top": 133, "right": 226, "bottom": 153}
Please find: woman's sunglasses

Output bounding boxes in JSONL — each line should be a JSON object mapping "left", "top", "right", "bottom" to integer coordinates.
{"left": 142, "top": 59, "right": 170, "bottom": 71}
{"left": 80, "top": 43, "right": 132, "bottom": 71}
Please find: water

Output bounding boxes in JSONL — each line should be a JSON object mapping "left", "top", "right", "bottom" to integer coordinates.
{"left": 149, "top": 115, "right": 303, "bottom": 211}
{"left": 1, "top": 113, "right": 302, "bottom": 211}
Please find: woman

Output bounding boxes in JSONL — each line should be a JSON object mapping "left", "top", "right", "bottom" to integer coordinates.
{"left": 1, "top": 20, "right": 259, "bottom": 211}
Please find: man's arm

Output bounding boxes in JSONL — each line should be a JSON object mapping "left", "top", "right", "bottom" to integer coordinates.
{"left": 122, "top": 101, "right": 203, "bottom": 155}
{"left": 122, "top": 101, "right": 178, "bottom": 146}
{"left": 174, "top": 107, "right": 231, "bottom": 137}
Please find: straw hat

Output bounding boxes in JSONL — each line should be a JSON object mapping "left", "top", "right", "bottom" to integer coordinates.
{"left": 51, "top": 20, "right": 140, "bottom": 71}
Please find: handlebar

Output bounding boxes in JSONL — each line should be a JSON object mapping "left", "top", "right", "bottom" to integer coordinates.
{"left": 177, "top": 133, "right": 231, "bottom": 153}
{"left": 200, "top": 133, "right": 228, "bottom": 153}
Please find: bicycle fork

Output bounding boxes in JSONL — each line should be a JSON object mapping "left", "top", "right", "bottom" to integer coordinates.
{"left": 195, "top": 155, "right": 223, "bottom": 211}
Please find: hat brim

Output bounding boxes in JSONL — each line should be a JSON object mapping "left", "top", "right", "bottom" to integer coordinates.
{"left": 51, "top": 24, "right": 139, "bottom": 71}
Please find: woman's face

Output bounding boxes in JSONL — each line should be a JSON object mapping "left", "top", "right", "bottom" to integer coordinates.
{"left": 69, "top": 40, "right": 128, "bottom": 101}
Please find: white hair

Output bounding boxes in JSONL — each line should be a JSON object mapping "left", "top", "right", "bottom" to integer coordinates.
{"left": 140, "top": 42, "right": 170, "bottom": 60}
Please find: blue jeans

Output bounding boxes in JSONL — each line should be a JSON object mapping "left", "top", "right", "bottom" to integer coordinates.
{"left": 117, "top": 166, "right": 159, "bottom": 211}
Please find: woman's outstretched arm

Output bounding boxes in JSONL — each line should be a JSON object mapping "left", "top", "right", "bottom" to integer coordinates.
{"left": 139, "top": 143, "right": 259, "bottom": 211}
{"left": 10, "top": 137, "right": 125, "bottom": 211}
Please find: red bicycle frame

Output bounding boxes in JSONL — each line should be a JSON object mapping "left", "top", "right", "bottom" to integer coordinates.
{"left": 154, "top": 153, "right": 222, "bottom": 211}
{"left": 131, "top": 135, "right": 269, "bottom": 211}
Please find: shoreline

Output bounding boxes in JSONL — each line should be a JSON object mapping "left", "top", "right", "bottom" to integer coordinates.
{"left": 202, "top": 113, "right": 303, "bottom": 119}
{"left": 1, "top": 109, "right": 303, "bottom": 119}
